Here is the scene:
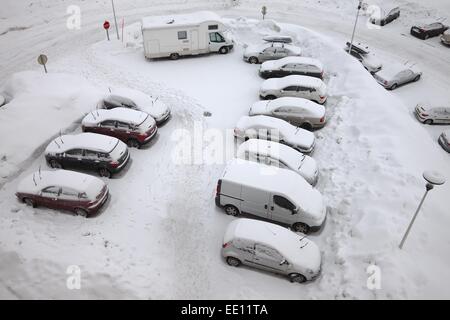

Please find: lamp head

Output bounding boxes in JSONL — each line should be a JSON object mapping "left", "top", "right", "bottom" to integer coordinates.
{"left": 423, "top": 170, "right": 446, "bottom": 186}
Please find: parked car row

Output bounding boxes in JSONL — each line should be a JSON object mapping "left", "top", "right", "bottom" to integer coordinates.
{"left": 216, "top": 39, "right": 333, "bottom": 283}
{"left": 15, "top": 88, "right": 171, "bottom": 216}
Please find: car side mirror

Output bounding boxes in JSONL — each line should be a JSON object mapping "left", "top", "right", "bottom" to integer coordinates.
{"left": 280, "top": 259, "right": 288, "bottom": 266}
{"left": 292, "top": 207, "right": 299, "bottom": 215}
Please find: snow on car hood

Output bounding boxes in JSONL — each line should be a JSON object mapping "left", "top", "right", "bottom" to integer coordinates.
{"left": 288, "top": 127, "right": 315, "bottom": 150}
{"left": 260, "top": 60, "right": 277, "bottom": 72}
{"left": 362, "top": 54, "right": 382, "bottom": 70}
{"left": 243, "top": 44, "right": 262, "bottom": 57}
{"left": 260, "top": 78, "right": 280, "bottom": 91}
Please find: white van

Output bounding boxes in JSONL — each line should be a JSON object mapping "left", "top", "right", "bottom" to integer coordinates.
{"left": 222, "top": 218, "right": 321, "bottom": 283}
{"left": 236, "top": 139, "right": 319, "bottom": 185}
{"left": 141, "top": 11, "right": 234, "bottom": 59}
{"left": 215, "top": 159, "right": 326, "bottom": 233}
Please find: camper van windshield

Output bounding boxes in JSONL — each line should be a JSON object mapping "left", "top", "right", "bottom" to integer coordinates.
{"left": 209, "top": 32, "right": 225, "bottom": 43}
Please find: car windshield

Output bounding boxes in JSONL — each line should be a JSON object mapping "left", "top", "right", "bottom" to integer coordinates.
{"left": 108, "top": 140, "right": 123, "bottom": 160}
{"left": 137, "top": 115, "right": 153, "bottom": 132}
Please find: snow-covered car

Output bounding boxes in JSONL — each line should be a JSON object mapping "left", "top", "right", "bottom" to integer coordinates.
{"left": 215, "top": 159, "right": 326, "bottom": 233}
{"left": 438, "top": 130, "right": 450, "bottom": 153}
{"left": 410, "top": 22, "right": 448, "bottom": 40}
{"left": 441, "top": 30, "right": 450, "bottom": 46}
{"left": 82, "top": 108, "right": 157, "bottom": 148}
{"left": 102, "top": 87, "right": 171, "bottom": 124}
{"left": 370, "top": 7, "right": 400, "bottom": 26}
{"left": 260, "top": 75, "right": 327, "bottom": 104}
{"left": 248, "top": 97, "right": 326, "bottom": 130}
{"left": 222, "top": 218, "right": 322, "bottom": 283}
{"left": 414, "top": 104, "right": 450, "bottom": 125}
{"left": 345, "top": 42, "right": 382, "bottom": 73}
{"left": 262, "top": 35, "right": 293, "bottom": 43}
{"left": 259, "top": 57, "right": 324, "bottom": 79}
{"left": 44, "top": 133, "right": 130, "bottom": 178}
{"left": 236, "top": 139, "right": 319, "bottom": 185}
{"left": 234, "top": 115, "right": 316, "bottom": 154}
{"left": 15, "top": 170, "right": 109, "bottom": 217}
{"left": 243, "top": 42, "right": 302, "bottom": 64}
{"left": 373, "top": 65, "right": 422, "bottom": 90}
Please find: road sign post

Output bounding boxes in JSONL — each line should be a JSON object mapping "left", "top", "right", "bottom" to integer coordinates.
{"left": 37, "top": 54, "right": 48, "bottom": 73}
{"left": 103, "top": 20, "right": 110, "bottom": 41}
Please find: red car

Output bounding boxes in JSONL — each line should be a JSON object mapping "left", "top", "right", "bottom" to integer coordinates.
{"left": 82, "top": 108, "right": 157, "bottom": 148}
{"left": 16, "top": 170, "right": 109, "bottom": 217}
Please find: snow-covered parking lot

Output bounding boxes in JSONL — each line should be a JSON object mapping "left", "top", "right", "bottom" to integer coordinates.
{"left": 1, "top": 0, "right": 450, "bottom": 299}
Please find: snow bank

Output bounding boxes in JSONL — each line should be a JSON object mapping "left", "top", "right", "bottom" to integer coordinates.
{"left": 0, "top": 71, "right": 102, "bottom": 186}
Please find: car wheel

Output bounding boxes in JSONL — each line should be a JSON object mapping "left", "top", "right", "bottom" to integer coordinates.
{"left": 74, "top": 208, "right": 88, "bottom": 217}
{"left": 414, "top": 75, "right": 421, "bottom": 82}
{"left": 300, "top": 123, "right": 313, "bottom": 131}
{"left": 49, "top": 159, "right": 62, "bottom": 169}
{"left": 224, "top": 205, "right": 240, "bottom": 216}
{"left": 127, "top": 139, "right": 140, "bottom": 148}
{"left": 424, "top": 119, "right": 433, "bottom": 125}
{"left": 292, "top": 222, "right": 310, "bottom": 234}
{"left": 226, "top": 257, "right": 241, "bottom": 267}
{"left": 169, "top": 53, "right": 179, "bottom": 60}
{"left": 265, "top": 95, "right": 277, "bottom": 100}
{"left": 98, "top": 168, "right": 112, "bottom": 178}
{"left": 390, "top": 83, "right": 398, "bottom": 90}
{"left": 289, "top": 273, "right": 307, "bottom": 283}
{"left": 219, "top": 46, "right": 229, "bottom": 54}
{"left": 23, "top": 197, "right": 36, "bottom": 208}
{"left": 249, "top": 56, "right": 259, "bottom": 64}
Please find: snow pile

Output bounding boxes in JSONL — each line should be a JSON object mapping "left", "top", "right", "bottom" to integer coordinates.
{"left": 0, "top": 71, "right": 102, "bottom": 187}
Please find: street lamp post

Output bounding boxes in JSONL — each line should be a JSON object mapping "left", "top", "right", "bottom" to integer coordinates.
{"left": 348, "top": 0, "right": 363, "bottom": 54}
{"left": 111, "top": 0, "right": 120, "bottom": 40}
{"left": 399, "top": 171, "right": 446, "bottom": 249}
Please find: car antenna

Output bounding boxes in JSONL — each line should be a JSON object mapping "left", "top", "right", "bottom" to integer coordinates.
{"left": 90, "top": 111, "right": 96, "bottom": 120}
{"left": 108, "top": 87, "right": 112, "bottom": 93}
{"left": 54, "top": 140, "right": 60, "bottom": 149}
{"left": 32, "top": 173, "right": 37, "bottom": 186}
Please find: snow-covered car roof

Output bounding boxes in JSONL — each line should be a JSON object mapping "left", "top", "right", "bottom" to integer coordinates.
{"left": 262, "top": 35, "right": 293, "bottom": 43}
{"left": 261, "top": 56, "right": 323, "bottom": 70}
{"left": 237, "top": 138, "right": 305, "bottom": 165}
{"left": 223, "top": 218, "right": 320, "bottom": 268}
{"left": 245, "top": 42, "right": 302, "bottom": 55}
{"left": 261, "top": 75, "right": 326, "bottom": 91}
{"left": 142, "top": 11, "right": 221, "bottom": 30}
{"left": 267, "top": 97, "right": 325, "bottom": 117}
{"left": 415, "top": 22, "right": 446, "bottom": 30}
{"left": 17, "top": 170, "right": 106, "bottom": 200}
{"left": 82, "top": 108, "right": 150, "bottom": 126}
{"left": 107, "top": 87, "right": 169, "bottom": 116}
{"left": 221, "top": 159, "right": 323, "bottom": 226}
{"left": 45, "top": 133, "right": 120, "bottom": 155}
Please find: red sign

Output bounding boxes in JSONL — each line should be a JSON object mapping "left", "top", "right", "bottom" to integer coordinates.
{"left": 103, "top": 21, "right": 110, "bottom": 30}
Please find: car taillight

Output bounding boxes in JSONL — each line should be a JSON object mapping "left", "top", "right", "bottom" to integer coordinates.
{"left": 81, "top": 125, "right": 86, "bottom": 131}
{"left": 320, "top": 96, "right": 326, "bottom": 101}
{"left": 384, "top": 80, "right": 388, "bottom": 85}
{"left": 138, "top": 132, "right": 148, "bottom": 138}
{"left": 320, "top": 116, "right": 325, "bottom": 123}
{"left": 222, "top": 242, "right": 230, "bottom": 248}
{"left": 110, "top": 161, "right": 119, "bottom": 168}
{"left": 422, "top": 113, "right": 428, "bottom": 117}
{"left": 216, "top": 179, "right": 222, "bottom": 196}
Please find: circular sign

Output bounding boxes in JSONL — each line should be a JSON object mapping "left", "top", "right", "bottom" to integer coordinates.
{"left": 423, "top": 170, "right": 446, "bottom": 186}
{"left": 103, "top": 21, "right": 110, "bottom": 30}
{"left": 37, "top": 54, "right": 47, "bottom": 65}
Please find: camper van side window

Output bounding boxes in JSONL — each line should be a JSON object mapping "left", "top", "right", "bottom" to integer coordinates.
{"left": 208, "top": 25, "right": 219, "bottom": 30}
{"left": 177, "top": 31, "right": 187, "bottom": 40}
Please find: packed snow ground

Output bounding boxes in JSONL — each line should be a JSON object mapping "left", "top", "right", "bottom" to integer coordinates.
{"left": 1, "top": 0, "right": 449, "bottom": 299}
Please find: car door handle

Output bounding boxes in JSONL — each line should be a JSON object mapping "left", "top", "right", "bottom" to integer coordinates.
{"left": 271, "top": 206, "right": 274, "bottom": 210}
{"left": 264, "top": 204, "right": 268, "bottom": 209}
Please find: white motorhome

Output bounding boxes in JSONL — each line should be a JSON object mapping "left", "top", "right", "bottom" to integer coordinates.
{"left": 141, "top": 11, "right": 234, "bottom": 59}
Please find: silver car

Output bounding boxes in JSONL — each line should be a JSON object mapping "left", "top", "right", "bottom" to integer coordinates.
{"left": 442, "top": 30, "right": 450, "bottom": 46}
{"left": 249, "top": 97, "right": 326, "bottom": 130}
{"left": 222, "top": 218, "right": 322, "bottom": 283}
{"left": 415, "top": 104, "right": 450, "bottom": 124}
{"left": 374, "top": 65, "right": 422, "bottom": 90}
{"left": 438, "top": 130, "right": 450, "bottom": 153}
{"left": 243, "top": 42, "right": 302, "bottom": 64}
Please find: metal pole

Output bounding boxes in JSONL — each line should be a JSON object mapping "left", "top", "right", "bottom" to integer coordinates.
{"left": 348, "top": 1, "right": 362, "bottom": 53}
{"left": 399, "top": 184, "right": 433, "bottom": 249}
{"left": 43, "top": 64, "right": 47, "bottom": 74}
{"left": 106, "top": 29, "right": 110, "bottom": 41}
{"left": 111, "top": 0, "right": 120, "bottom": 40}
